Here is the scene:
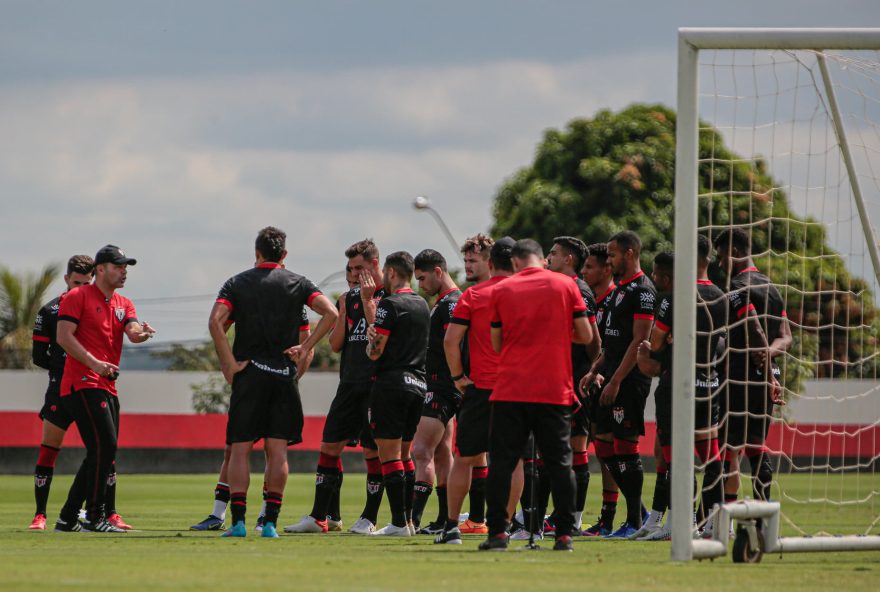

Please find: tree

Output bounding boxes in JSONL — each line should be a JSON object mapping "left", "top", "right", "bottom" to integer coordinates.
{"left": 491, "top": 103, "right": 879, "bottom": 390}
{"left": 0, "top": 263, "right": 61, "bottom": 368}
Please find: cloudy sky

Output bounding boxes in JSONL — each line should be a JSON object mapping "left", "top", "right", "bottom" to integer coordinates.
{"left": 2, "top": 1, "right": 879, "bottom": 342}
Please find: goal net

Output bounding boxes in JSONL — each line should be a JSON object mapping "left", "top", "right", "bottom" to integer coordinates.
{"left": 672, "top": 29, "right": 880, "bottom": 561}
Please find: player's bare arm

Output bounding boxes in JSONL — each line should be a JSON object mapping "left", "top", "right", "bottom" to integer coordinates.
{"left": 580, "top": 351, "right": 605, "bottom": 395}
{"left": 769, "top": 314, "right": 793, "bottom": 359}
{"left": 56, "top": 319, "right": 119, "bottom": 379}
{"left": 572, "top": 315, "right": 593, "bottom": 345}
{"left": 296, "top": 327, "right": 314, "bottom": 379}
{"left": 600, "top": 317, "right": 652, "bottom": 406}
{"left": 490, "top": 325, "right": 503, "bottom": 353}
{"left": 585, "top": 320, "right": 601, "bottom": 361}
{"left": 328, "top": 293, "right": 348, "bottom": 353}
{"left": 209, "top": 301, "right": 248, "bottom": 384}
{"left": 286, "top": 294, "right": 338, "bottom": 361}
{"left": 365, "top": 324, "right": 387, "bottom": 360}
{"left": 443, "top": 323, "right": 473, "bottom": 394}
{"left": 636, "top": 324, "right": 668, "bottom": 377}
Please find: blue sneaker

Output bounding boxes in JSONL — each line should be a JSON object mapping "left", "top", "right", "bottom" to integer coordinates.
{"left": 190, "top": 515, "right": 225, "bottom": 531}
{"left": 221, "top": 521, "right": 247, "bottom": 538}
{"left": 261, "top": 521, "right": 279, "bottom": 538}
{"left": 604, "top": 522, "right": 638, "bottom": 539}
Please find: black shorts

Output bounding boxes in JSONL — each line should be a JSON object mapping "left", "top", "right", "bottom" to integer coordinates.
{"left": 721, "top": 379, "right": 773, "bottom": 448}
{"left": 226, "top": 365, "right": 304, "bottom": 445}
{"left": 570, "top": 394, "right": 591, "bottom": 438}
{"left": 39, "top": 377, "right": 74, "bottom": 430}
{"left": 593, "top": 374, "right": 650, "bottom": 439}
{"left": 421, "top": 385, "right": 461, "bottom": 425}
{"left": 455, "top": 385, "right": 492, "bottom": 456}
{"left": 652, "top": 379, "right": 720, "bottom": 447}
{"left": 369, "top": 384, "right": 424, "bottom": 441}
{"left": 322, "top": 380, "right": 375, "bottom": 449}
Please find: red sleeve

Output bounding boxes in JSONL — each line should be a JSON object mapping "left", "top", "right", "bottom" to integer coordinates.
{"left": 58, "top": 287, "right": 83, "bottom": 324}
{"left": 307, "top": 291, "right": 322, "bottom": 307}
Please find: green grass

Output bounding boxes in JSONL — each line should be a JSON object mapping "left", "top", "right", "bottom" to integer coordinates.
{"left": 0, "top": 473, "right": 877, "bottom": 591}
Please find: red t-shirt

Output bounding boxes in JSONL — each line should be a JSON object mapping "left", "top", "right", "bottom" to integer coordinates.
{"left": 449, "top": 275, "right": 508, "bottom": 390}
{"left": 58, "top": 284, "right": 137, "bottom": 396}
{"left": 488, "top": 266, "right": 586, "bottom": 405}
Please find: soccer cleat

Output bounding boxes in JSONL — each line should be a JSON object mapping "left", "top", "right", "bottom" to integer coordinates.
{"left": 78, "top": 509, "right": 87, "bottom": 521}
{"left": 458, "top": 519, "right": 488, "bottom": 534}
{"left": 107, "top": 513, "right": 133, "bottom": 530}
{"left": 327, "top": 518, "right": 344, "bottom": 532}
{"left": 543, "top": 517, "right": 557, "bottom": 538}
{"left": 29, "top": 514, "right": 47, "bottom": 530}
{"left": 643, "top": 522, "right": 671, "bottom": 541}
{"left": 553, "top": 534, "right": 574, "bottom": 551}
{"left": 604, "top": 522, "right": 638, "bottom": 539}
{"left": 510, "top": 528, "right": 543, "bottom": 541}
{"left": 283, "top": 515, "right": 328, "bottom": 534}
{"left": 370, "top": 523, "right": 411, "bottom": 537}
{"left": 417, "top": 521, "right": 445, "bottom": 535}
{"left": 53, "top": 517, "right": 82, "bottom": 533}
{"left": 349, "top": 517, "right": 376, "bottom": 535}
{"left": 254, "top": 514, "right": 265, "bottom": 533}
{"left": 221, "top": 521, "right": 247, "bottom": 538}
{"left": 434, "top": 527, "right": 462, "bottom": 545}
{"left": 630, "top": 511, "right": 663, "bottom": 540}
{"left": 478, "top": 532, "right": 509, "bottom": 551}
{"left": 191, "top": 515, "right": 225, "bottom": 531}
{"left": 261, "top": 522, "right": 279, "bottom": 538}
{"left": 82, "top": 519, "right": 126, "bottom": 533}
{"left": 581, "top": 518, "right": 611, "bottom": 537}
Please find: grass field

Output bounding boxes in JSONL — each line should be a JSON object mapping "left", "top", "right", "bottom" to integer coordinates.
{"left": 0, "top": 473, "right": 877, "bottom": 591}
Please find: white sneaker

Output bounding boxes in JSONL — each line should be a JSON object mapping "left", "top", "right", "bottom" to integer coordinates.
{"left": 78, "top": 509, "right": 87, "bottom": 521}
{"left": 513, "top": 509, "right": 525, "bottom": 525}
{"left": 510, "top": 528, "right": 543, "bottom": 541}
{"left": 370, "top": 523, "right": 411, "bottom": 537}
{"left": 458, "top": 512, "right": 469, "bottom": 522}
{"left": 573, "top": 510, "right": 583, "bottom": 532}
{"left": 349, "top": 517, "right": 376, "bottom": 535}
{"left": 644, "top": 522, "right": 671, "bottom": 541}
{"left": 283, "top": 515, "right": 328, "bottom": 533}
{"left": 631, "top": 511, "right": 664, "bottom": 540}
{"left": 327, "top": 518, "right": 343, "bottom": 532}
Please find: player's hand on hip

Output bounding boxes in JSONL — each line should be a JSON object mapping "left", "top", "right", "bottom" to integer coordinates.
{"left": 359, "top": 271, "right": 376, "bottom": 301}
{"left": 92, "top": 360, "right": 120, "bottom": 378}
{"left": 454, "top": 375, "right": 473, "bottom": 395}
{"left": 221, "top": 359, "right": 249, "bottom": 384}
{"left": 599, "top": 379, "right": 619, "bottom": 406}
{"left": 285, "top": 345, "right": 305, "bottom": 362}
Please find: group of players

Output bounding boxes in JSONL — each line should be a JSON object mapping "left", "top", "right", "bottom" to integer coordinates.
{"left": 28, "top": 225, "right": 789, "bottom": 550}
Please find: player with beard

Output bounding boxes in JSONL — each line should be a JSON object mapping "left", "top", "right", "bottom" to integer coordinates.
{"left": 286, "top": 239, "right": 387, "bottom": 535}
{"left": 713, "top": 229, "right": 789, "bottom": 508}
{"left": 580, "top": 231, "right": 656, "bottom": 538}
{"left": 517, "top": 236, "right": 599, "bottom": 540}
{"left": 364, "top": 251, "right": 430, "bottom": 536}
{"left": 410, "top": 249, "right": 461, "bottom": 534}
{"left": 579, "top": 243, "right": 619, "bottom": 536}
{"left": 435, "top": 236, "right": 518, "bottom": 545}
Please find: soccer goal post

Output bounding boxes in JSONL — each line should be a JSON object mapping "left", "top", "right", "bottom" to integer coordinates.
{"left": 672, "top": 28, "right": 880, "bottom": 562}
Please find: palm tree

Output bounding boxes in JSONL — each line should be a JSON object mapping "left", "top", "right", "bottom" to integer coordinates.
{"left": 0, "top": 263, "right": 61, "bottom": 368}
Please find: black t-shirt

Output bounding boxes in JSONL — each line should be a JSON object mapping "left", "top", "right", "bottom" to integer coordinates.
{"left": 341, "top": 285, "right": 386, "bottom": 384}
{"left": 726, "top": 267, "right": 786, "bottom": 380}
{"left": 426, "top": 288, "right": 461, "bottom": 389}
{"left": 373, "top": 288, "right": 430, "bottom": 394}
{"left": 601, "top": 271, "right": 656, "bottom": 382}
{"left": 654, "top": 281, "right": 727, "bottom": 388}
{"left": 571, "top": 277, "right": 597, "bottom": 382}
{"left": 594, "top": 283, "right": 616, "bottom": 332}
{"left": 32, "top": 295, "right": 66, "bottom": 379}
{"left": 216, "top": 263, "right": 321, "bottom": 377}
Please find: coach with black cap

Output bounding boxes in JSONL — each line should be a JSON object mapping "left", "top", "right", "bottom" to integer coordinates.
{"left": 54, "top": 244, "right": 155, "bottom": 533}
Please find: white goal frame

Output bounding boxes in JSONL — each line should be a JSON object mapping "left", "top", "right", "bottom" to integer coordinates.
{"left": 672, "top": 27, "right": 880, "bottom": 562}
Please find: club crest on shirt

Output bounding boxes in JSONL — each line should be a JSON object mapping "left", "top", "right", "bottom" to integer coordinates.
{"left": 613, "top": 406, "right": 625, "bottom": 424}
{"left": 115, "top": 307, "right": 125, "bottom": 322}
{"left": 615, "top": 292, "right": 625, "bottom": 307}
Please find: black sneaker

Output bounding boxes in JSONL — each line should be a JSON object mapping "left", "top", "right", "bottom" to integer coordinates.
{"left": 54, "top": 517, "right": 82, "bottom": 533}
{"left": 433, "top": 527, "right": 462, "bottom": 545}
{"left": 418, "top": 521, "right": 445, "bottom": 535}
{"left": 478, "top": 532, "right": 509, "bottom": 551}
{"left": 82, "top": 519, "right": 126, "bottom": 533}
{"left": 553, "top": 535, "right": 574, "bottom": 551}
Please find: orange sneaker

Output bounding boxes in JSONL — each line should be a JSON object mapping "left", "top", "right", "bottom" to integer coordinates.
{"left": 107, "top": 513, "right": 133, "bottom": 530}
{"left": 458, "top": 519, "right": 488, "bottom": 534}
{"left": 29, "top": 514, "right": 47, "bottom": 530}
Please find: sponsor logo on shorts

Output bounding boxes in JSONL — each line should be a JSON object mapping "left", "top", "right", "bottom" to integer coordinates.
{"left": 612, "top": 406, "right": 624, "bottom": 424}
{"left": 250, "top": 359, "right": 291, "bottom": 376}
{"left": 695, "top": 377, "right": 720, "bottom": 389}
{"left": 404, "top": 375, "right": 427, "bottom": 390}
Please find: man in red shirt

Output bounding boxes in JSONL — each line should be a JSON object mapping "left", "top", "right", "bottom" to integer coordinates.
{"left": 55, "top": 245, "right": 155, "bottom": 533}
{"left": 482, "top": 239, "right": 594, "bottom": 551}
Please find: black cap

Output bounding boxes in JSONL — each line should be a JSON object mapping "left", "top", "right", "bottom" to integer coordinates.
{"left": 94, "top": 245, "right": 137, "bottom": 266}
{"left": 490, "top": 236, "right": 516, "bottom": 259}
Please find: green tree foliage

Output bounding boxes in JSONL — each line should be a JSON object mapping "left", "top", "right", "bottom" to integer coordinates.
{"left": 491, "top": 103, "right": 879, "bottom": 391}
{"left": 0, "top": 263, "right": 61, "bottom": 368}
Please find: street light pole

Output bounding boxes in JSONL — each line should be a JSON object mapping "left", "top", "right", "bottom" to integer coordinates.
{"left": 412, "top": 196, "right": 464, "bottom": 262}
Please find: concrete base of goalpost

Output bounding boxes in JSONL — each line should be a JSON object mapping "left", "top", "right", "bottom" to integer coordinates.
{"left": 691, "top": 500, "right": 880, "bottom": 562}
